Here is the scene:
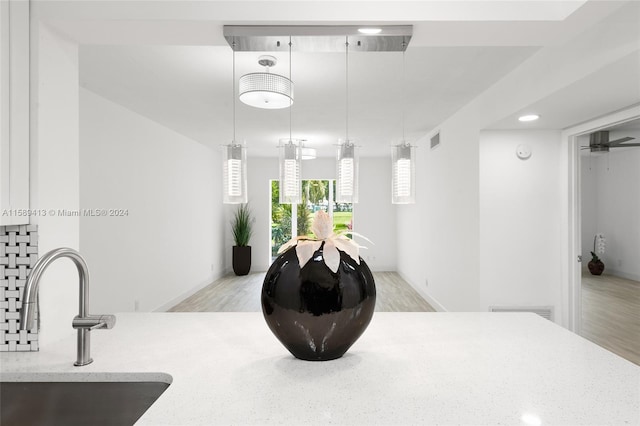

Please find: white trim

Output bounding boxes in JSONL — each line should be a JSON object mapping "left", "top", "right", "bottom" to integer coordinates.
{"left": 267, "top": 179, "right": 274, "bottom": 268}
{"left": 562, "top": 103, "right": 640, "bottom": 137}
{"left": 0, "top": 0, "right": 30, "bottom": 226}
{"left": 488, "top": 306, "right": 554, "bottom": 321}
{"left": 291, "top": 203, "right": 298, "bottom": 239}
{"left": 604, "top": 269, "right": 640, "bottom": 283}
{"left": 397, "top": 270, "right": 448, "bottom": 312}
{"left": 561, "top": 104, "right": 640, "bottom": 333}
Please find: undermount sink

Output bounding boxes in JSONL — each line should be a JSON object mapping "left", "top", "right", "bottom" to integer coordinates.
{"left": 0, "top": 374, "right": 171, "bottom": 426}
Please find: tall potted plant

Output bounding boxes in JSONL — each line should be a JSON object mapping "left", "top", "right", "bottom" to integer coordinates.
{"left": 231, "top": 204, "right": 253, "bottom": 276}
{"left": 588, "top": 233, "right": 606, "bottom": 276}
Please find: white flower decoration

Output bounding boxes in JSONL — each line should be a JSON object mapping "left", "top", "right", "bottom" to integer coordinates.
{"left": 595, "top": 233, "right": 606, "bottom": 255}
{"left": 278, "top": 210, "right": 370, "bottom": 273}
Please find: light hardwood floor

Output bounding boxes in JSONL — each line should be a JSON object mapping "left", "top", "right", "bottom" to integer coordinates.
{"left": 169, "top": 271, "right": 435, "bottom": 313}
{"left": 581, "top": 270, "right": 640, "bottom": 366}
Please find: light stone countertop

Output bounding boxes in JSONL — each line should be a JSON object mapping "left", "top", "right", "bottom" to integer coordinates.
{"left": 1, "top": 312, "right": 639, "bottom": 425}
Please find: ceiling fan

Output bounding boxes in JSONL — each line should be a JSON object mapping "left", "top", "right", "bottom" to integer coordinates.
{"left": 583, "top": 130, "right": 639, "bottom": 153}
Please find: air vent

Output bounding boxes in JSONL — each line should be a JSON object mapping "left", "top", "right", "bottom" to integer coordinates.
{"left": 489, "top": 306, "right": 553, "bottom": 321}
{"left": 430, "top": 132, "right": 440, "bottom": 149}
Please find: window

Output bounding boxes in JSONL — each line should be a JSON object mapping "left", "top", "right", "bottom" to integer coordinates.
{"left": 270, "top": 179, "right": 353, "bottom": 260}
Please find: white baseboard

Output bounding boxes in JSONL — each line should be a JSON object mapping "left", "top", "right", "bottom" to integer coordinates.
{"left": 396, "top": 270, "right": 448, "bottom": 312}
{"left": 370, "top": 265, "right": 397, "bottom": 273}
{"left": 153, "top": 270, "right": 226, "bottom": 312}
{"left": 604, "top": 268, "right": 640, "bottom": 282}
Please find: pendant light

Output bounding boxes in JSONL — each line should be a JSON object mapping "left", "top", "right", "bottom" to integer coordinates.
{"left": 392, "top": 42, "right": 416, "bottom": 204}
{"left": 223, "top": 41, "right": 248, "bottom": 204}
{"left": 392, "top": 142, "right": 415, "bottom": 203}
{"left": 336, "top": 37, "right": 359, "bottom": 204}
{"left": 239, "top": 55, "right": 294, "bottom": 109}
{"left": 279, "top": 38, "right": 302, "bottom": 204}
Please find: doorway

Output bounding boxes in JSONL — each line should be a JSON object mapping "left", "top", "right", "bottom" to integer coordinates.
{"left": 269, "top": 179, "right": 353, "bottom": 261}
{"left": 565, "top": 107, "right": 640, "bottom": 365}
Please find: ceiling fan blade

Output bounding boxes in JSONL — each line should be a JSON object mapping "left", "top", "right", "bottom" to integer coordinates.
{"left": 604, "top": 136, "right": 634, "bottom": 145}
{"left": 610, "top": 143, "right": 640, "bottom": 147}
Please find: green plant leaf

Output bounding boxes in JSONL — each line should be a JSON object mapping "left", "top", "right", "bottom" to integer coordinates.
{"left": 232, "top": 204, "right": 253, "bottom": 246}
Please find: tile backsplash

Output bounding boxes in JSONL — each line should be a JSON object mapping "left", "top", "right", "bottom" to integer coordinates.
{"left": 0, "top": 225, "right": 39, "bottom": 351}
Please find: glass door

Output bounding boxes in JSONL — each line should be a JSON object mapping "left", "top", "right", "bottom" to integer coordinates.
{"left": 270, "top": 179, "right": 353, "bottom": 260}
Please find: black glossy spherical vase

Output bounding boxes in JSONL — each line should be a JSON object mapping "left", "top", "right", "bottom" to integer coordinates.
{"left": 261, "top": 243, "right": 376, "bottom": 361}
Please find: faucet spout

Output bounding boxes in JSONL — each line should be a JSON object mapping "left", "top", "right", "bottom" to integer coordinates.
{"left": 19, "top": 247, "right": 116, "bottom": 366}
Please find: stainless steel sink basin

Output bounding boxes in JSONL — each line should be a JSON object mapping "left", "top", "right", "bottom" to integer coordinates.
{"left": 0, "top": 377, "right": 170, "bottom": 426}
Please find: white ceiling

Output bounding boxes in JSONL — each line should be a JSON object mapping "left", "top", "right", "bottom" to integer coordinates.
{"left": 37, "top": 0, "right": 640, "bottom": 157}
{"left": 79, "top": 45, "right": 538, "bottom": 156}
{"left": 488, "top": 51, "right": 640, "bottom": 130}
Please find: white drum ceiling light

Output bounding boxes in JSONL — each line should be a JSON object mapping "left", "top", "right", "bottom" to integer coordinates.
{"left": 239, "top": 55, "right": 294, "bottom": 109}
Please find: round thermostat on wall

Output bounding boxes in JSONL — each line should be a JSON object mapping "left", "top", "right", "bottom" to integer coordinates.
{"left": 516, "top": 144, "right": 532, "bottom": 160}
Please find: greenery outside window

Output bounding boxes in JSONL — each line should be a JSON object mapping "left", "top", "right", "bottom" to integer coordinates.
{"left": 270, "top": 179, "right": 353, "bottom": 259}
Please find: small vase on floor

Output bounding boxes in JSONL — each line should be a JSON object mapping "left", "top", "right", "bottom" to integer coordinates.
{"left": 588, "top": 251, "right": 604, "bottom": 276}
{"left": 588, "top": 259, "right": 605, "bottom": 276}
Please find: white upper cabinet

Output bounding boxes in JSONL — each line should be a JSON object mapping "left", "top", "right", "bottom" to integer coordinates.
{"left": 0, "top": 0, "right": 30, "bottom": 225}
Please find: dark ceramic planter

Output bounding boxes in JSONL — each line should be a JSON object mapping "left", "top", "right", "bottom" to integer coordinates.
{"left": 261, "top": 242, "right": 376, "bottom": 361}
{"left": 232, "top": 246, "right": 251, "bottom": 276}
{"left": 588, "top": 260, "right": 605, "bottom": 276}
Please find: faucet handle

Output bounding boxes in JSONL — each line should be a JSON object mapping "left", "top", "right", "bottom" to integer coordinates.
{"left": 73, "top": 314, "right": 117, "bottom": 330}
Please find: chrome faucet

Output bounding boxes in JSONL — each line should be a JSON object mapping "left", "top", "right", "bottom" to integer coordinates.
{"left": 19, "top": 247, "right": 116, "bottom": 366}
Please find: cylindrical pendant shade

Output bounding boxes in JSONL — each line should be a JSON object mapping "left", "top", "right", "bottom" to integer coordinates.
{"left": 336, "top": 140, "right": 359, "bottom": 203}
{"left": 392, "top": 143, "right": 415, "bottom": 204}
{"left": 223, "top": 142, "right": 248, "bottom": 204}
{"left": 279, "top": 140, "right": 302, "bottom": 204}
{"left": 239, "top": 73, "right": 294, "bottom": 109}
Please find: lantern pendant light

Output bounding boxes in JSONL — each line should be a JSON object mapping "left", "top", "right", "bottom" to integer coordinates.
{"left": 279, "top": 140, "right": 301, "bottom": 204}
{"left": 336, "top": 37, "right": 359, "bottom": 204}
{"left": 392, "top": 43, "right": 416, "bottom": 204}
{"left": 223, "top": 41, "right": 248, "bottom": 204}
{"left": 392, "top": 142, "right": 415, "bottom": 204}
{"left": 279, "top": 38, "right": 302, "bottom": 204}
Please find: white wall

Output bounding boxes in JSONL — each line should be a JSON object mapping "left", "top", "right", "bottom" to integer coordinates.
{"left": 79, "top": 88, "right": 225, "bottom": 313}
{"left": 356, "top": 157, "right": 396, "bottom": 270}
{"left": 397, "top": 3, "right": 640, "bottom": 322}
{"left": 580, "top": 136, "right": 597, "bottom": 263}
{"left": 234, "top": 157, "right": 396, "bottom": 272}
{"left": 397, "top": 123, "right": 481, "bottom": 312}
{"left": 581, "top": 135, "right": 640, "bottom": 281}
{"left": 479, "top": 130, "right": 563, "bottom": 315}
{"left": 29, "top": 25, "right": 80, "bottom": 346}
{"left": 233, "top": 156, "right": 278, "bottom": 272}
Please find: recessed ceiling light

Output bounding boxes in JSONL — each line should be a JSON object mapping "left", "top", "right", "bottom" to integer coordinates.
{"left": 358, "top": 28, "right": 382, "bottom": 35}
{"left": 518, "top": 114, "right": 540, "bottom": 122}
